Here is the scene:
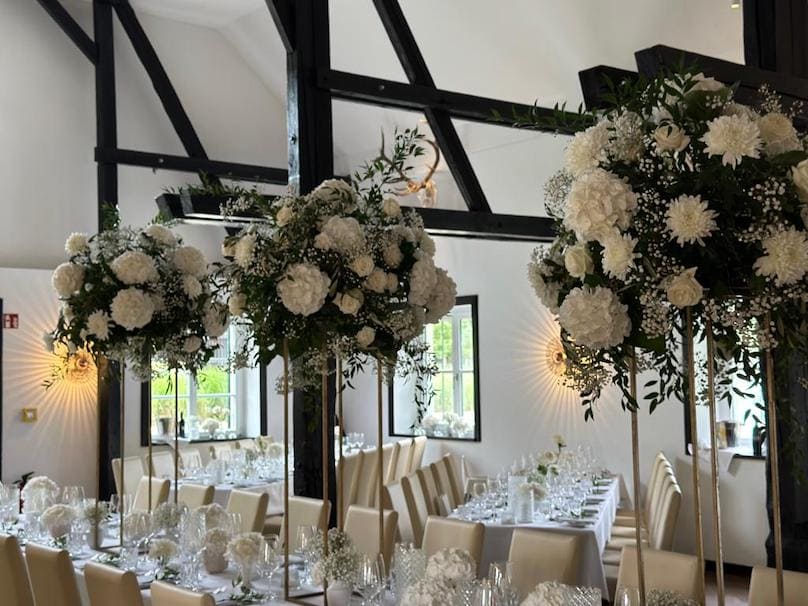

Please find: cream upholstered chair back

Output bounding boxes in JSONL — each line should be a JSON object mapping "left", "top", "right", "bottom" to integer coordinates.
{"left": 179, "top": 448, "right": 203, "bottom": 471}
{"left": 644, "top": 460, "right": 673, "bottom": 524}
{"left": 147, "top": 451, "right": 177, "bottom": 479}
{"left": 748, "top": 565, "right": 808, "bottom": 605}
{"left": 415, "top": 467, "right": 444, "bottom": 516}
{"left": 384, "top": 482, "right": 414, "bottom": 544}
{"left": 649, "top": 477, "right": 681, "bottom": 550}
{"left": 338, "top": 450, "right": 364, "bottom": 521}
{"left": 280, "top": 496, "right": 331, "bottom": 549}
{"left": 132, "top": 476, "right": 170, "bottom": 512}
{"left": 507, "top": 528, "right": 582, "bottom": 597}
{"left": 422, "top": 517, "right": 484, "bottom": 574}
{"left": 112, "top": 456, "right": 146, "bottom": 497}
{"left": 409, "top": 436, "right": 428, "bottom": 474}
{"left": 439, "top": 454, "right": 465, "bottom": 507}
{"left": 382, "top": 442, "right": 397, "bottom": 484}
{"left": 84, "top": 562, "right": 144, "bottom": 606}
{"left": 617, "top": 546, "right": 703, "bottom": 604}
{"left": 211, "top": 444, "right": 233, "bottom": 462}
{"left": 344, "top": 505, "right": 399, "bottom": 570}
{"left": 151, "top": 580, "right": 215, "bottom": 606}
{"left": 0, "top": 534, "right": 34, "bottom": 606}
{"left": 355, "top": 448, "right": 379, "bottom": 507}
{"left": 401, "top": 473, "right": 430, "bottom": 547}
{"left": 177, "top": 484, "right": 215, "bottom": 509}
{"left": 430, "top": 461, "right": 458, "bottom": 511}
{"left": 25, "top": 543, "right": 82, "bottom": 606}
{"left": 237, "top": 439, "right": 256, "bottom": 452}
{"left": 226, "top": 490, "right": 269, "bottom": 533}
{"left": 393, "top": 439, "right": 414, "bottom": 482}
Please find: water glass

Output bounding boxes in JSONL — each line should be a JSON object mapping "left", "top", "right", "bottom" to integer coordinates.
{"left": 355, "top": 554, "right": 384, "bottom": 605}
{"left": 472, "top": 579, "right": 496, "bottom": 606}
{"left": 614, "top": 586, "right": 641, "bottom": 606}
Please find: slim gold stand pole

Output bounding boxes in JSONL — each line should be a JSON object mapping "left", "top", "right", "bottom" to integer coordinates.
{"left": 283, "top": 339, "right": 291, "bottom": 601}
{"left": 119, "top": 360, "right": 125, "bottom": 548}
{"left": 705, "top": 320, "right": 725, "bottom": 605}
{"left": 173, "top": 368, "right": 179, "bottom": 505}
{"left": 376, "top": 357, "right": 384, "bottom": 560}
{"left": 147, "top": 369, "right": 153, "bottom": 512}
{"left": 763, "top": 313, "right": 784, "bottom": 606}
{"left": 321, "top": 351, "right": 329, "bottom": 604}
{"left": 685, "top": 308, "right": 706, "bottom": 596}
{"left": 337, "top": 357, "right": 344, "bottom": 530}
{"left": 629, "top": 353, "right": 647, "bottom": 606}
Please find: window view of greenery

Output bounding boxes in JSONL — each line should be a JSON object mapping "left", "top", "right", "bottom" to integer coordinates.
{"left": 150, "top": 329, "right": 237, "bottom": 439}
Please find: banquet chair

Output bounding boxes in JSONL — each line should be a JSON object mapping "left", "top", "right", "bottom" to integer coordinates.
{"left": 385, "top": 442, "right": 400, "bottom": 484}
{"left": 616, "top": 546, "right": 703, "bottom": 604}
{"left": 343, "top": 505, "right": 399, "bottom": 570}
{"left": 507, "top": 528, "right": 582, "bottom": 598}
{"left": 337, "top": 450, "right": 363, "bottom": 524}
{"left": 0, "top": 534, "right": 35, "bottom": 606}
{"left": 409, "top": 436, "right": 428, "bottom": 474}
{"left": 151, "top": 580, "right": 215, "bottom": 606}
{"left": 84, "top": 562, "right": 144, "bottom": 606}
{"left": 393, "top": 439, "right": 414, "bottom": 482}
{"left": 748, "top": 565, "right": 808, "bottom": 605}
{"left": 132, "top": 476, "right": 171, "bottom": 511}
{"left": 279, "top": 496, "right": 331, "bottom": 549}
{"left": 237, "top": 439, "right": 256, "bottom": 452}
{"left": 226, "top": 490, "right": 269, "bottom": 533}
{"left": 461, "top": 456, "right": 488, "bottom": 500}
{"left": 422, "top": 517, "right": 484, "bottom": 574}
{"left": 430, "top": 460, "right": 458, "bottom": 511}
{"left": 177, "top": 483, "right": 215, "bottom": 508}
{"left": 416, "top": 467, "right": 446, "bottom": 516}
{"left": 112, "top": 455, "right": 146, "bottom": 497}
{"left": 401, "top": 473, "right": 431, "bottom": 547}
{"left": 439, "top": 454, "right": 465, "bottom": 508}
{"left": 211, "top": 443, "right": 233, "bottom": 462}
{"left": 383, "top": 482, "right": 414, "bottom": 544}
{"left": 614, "top": 452, "right": 671, "bottom": 525}
{"left": 179, "top": 448, "right": 203, "bottom": 472}
{"left": 355, "top": 448, "right": 380, "bottom": 507}
{"left": 612, "top": 461, "right": 673, "bottom": 534}
{"left": 146, "top": 450, "right": 177, "bottom": 479}
{"left": 25, "top": 543, "right": 82, "bottom": 606}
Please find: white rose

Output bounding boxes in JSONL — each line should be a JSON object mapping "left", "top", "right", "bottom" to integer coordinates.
{"left": 408, "top": 255, "right": 437, "bottom": 307}
{"left": 183, "top": 336, "right": 202, "bottom": 353}
{"left": 382, "top": 197, "right": 402, "bottom": 217}
{"left": 364, "top": 268, "right": 388, "bottom": 293}
{"left": 356, "top": 326, "right": 376, "bottom": 347}
{"left": 666, "top": 268, "right": 704, "bottom": 308}
{"left": 335, "top": 290, "right": 364, "bottom": 316}
{"left": 65, "top": 233, "right": 89, "bottom": 255}
{"left": 182, "top": 275, "right": 202, "bottom": 299}
{"left": 203, "top": 304, "right": 229, "bottom": 337}
{"left": 228, "top": 292, "right": 247, "bottom": 316}
{"left": 143, "top": 224, "right": 177, "bottom": 246}
{"left": 86, "top": 310, "right": 111, "bottom": 340}
{"left": 563, "top": 244, "right": 593, "bottom": 279}
{"left": 558, "top": 286, "right": 631, "bottom": 349}
{"left": 234, "top": 234, "right": 257, "bottom": 268}
{"left": 654, "top": 124, "right": 690, "bottom": 152}
{"left": 52, "top": 262, "right": 85, "bottom": 297}
{"left": 310, "top": 179, "right": 356, "bottom": 202}
{"left": 689, "top": 73, "right": 724, "bottom": 94}
{"left": 385, "top": 273, "right": 399, "bottom": 292}
{"left": 350, "top": 255, "right": 374, "bottom": 277}
{"left": 277, "top": 263, "right": 331, "bottom": 316}
{"left": 321, "top": 216, "right": 365, "bottom": 253}
{"left": 110, "top": 288, "right": 155, "bottom": 330}
{"left": 276, "top": 204, "right": 295, "bottom": 227}
{"left": 383, "top": 244, "right": 403, "bottom": 268}
{"left": 758, "top": 113, "right": 801, "bottom": 156}
{"left": 173, "top": 246, "right": 207, "bottom": 278}
{"left": 792, "top": 159, "right": 808, "bottom": 203}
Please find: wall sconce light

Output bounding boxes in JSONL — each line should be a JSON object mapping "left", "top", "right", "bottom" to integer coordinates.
{"left": 545, "top": 336, "right": 568, "bottom": 381}
{"left": 44, "top": 344, "right": 96, "bottom": 389}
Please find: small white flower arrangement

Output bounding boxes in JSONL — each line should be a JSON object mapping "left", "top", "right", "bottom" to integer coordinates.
{"left": 266, "top": 442, "right": 284, "bottom": 459}
{"left": 152, "top": 502, "right": 182, "bottom": 532}
{"left": 424, "top": 547, "right": 476, "bottom": 590}
{"left": 21, "top": 476, "right": 60, "bottom": 513}
{"left": 521, "top": 581, "right": 600, "bottom": 606}
{"left": 204, "top": 527, "right": 230, "bottom": 556}
{"left": 148, "top": 538, "right": 178, "bottom": 566}
{"left": 196, "top": 503, "right": 229, "bottom": 530}
{"left": 309, "top": 531, "right": 361, "bottom": 586}
{"left": 227, "top": 532, "right": 263, "bottom": 568}
{"left": 401, "top": 577, "right": 454, "bottom": 606}
{"left": 40, "top": 503, "right": 77, "bottom": 539}
{"left": 81, "top": 500, "right": 109, "bottom": 524}
{"left": 201, "top": 418, "right": 220, "bottom": 435}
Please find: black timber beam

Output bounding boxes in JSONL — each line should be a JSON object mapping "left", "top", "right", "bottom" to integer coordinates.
{"left": 265, "top": 0, "right": 294, "bottom": 53}
{"left": 113, "top": 1, "right": 211, "bottom": 167}
{"left": 96, "top": 148, "right": 288, "bottom": 184}
{"left": 155, "top": 193, "right": 554, "bottom": 242}
{"left": 578, "top": 65, "right": 638, "bottom": 110}
{"left": 36, "top": 0, "right": 97, "bottom": 63}
{"left": 372, "top": 0, "right": 491, "bottom": 213}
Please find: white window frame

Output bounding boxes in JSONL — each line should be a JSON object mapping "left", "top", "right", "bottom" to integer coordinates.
{"left": 428, "top": 303, "right": 475, "bottom": 418}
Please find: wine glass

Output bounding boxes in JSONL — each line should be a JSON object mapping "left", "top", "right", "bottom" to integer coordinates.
{"left": 62, "top": 486, "right": 85, "bottom": 508}
{"left": 179, "top": 511, "right": 206, "bottom": 589}
{"left": 614, "top": 586, "right": 641, "bottom": 606}
{"left": 261, "top": 534, "right": 282, "bottom": 598}
{"left": 473, "top": 579, "right": 496, "bottom": 606}
{"left": 355, "top": 554, "right": 383, "bottom": 606}
{"left": 295, "top": 525, "right": 317, "bottom": 582}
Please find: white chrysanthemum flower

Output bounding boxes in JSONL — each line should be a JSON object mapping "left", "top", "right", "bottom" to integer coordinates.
{"left": 700, "top": 114, "right": 761, "bottom": 167}
{"left": 111, "top": 251, "right": 158, "bottom": 285}
{"left": 182, "top": 275, "right": 202, "bottom": 299}
{"left": 666, "top": 268, "right": 704, "bottom": 308}
{"left": 65, "top": 233, "right": 89, "bottom": 255}
{"left": 563, "top": 169, "right": 637, "bottom": 243}
{"left": 233, "top": 233, "right": 257, "bottom": 268}
{"left": 110, "top": 288, "right": 155, "bottom": 330}
{"left": 148, "top": 538, "right": 178, "bottom": 564}
{"left": 564, "top": 121, "right": 611, "bottom": 176}
{"left": 425, "top": 268, "right": 457, "bottom": 324}
{"left": 665, "top": 195, "right": 718, "bottom": 246}
{"left": 320, "top": 216, "right": 365, "bottom": 253}
{"left": 364, "top": 268, "right": 387, "bottom": 293}
{"left": 276, "top": 204, "right": 295, "bottom": 227}
{"left": 349, "top": 255, "right": 374, "bottom": 277}
{"left": 335, "top": 289, "right": 364, "bottom": 316}
{"left": 401, "top": 578, "right": 454, "bottom": 606}
{"left": 228, "top": 292, "right": 247, "bottom": 316}
{"left": 563, "top": 243, "right": 593, "bottom": 279}
{"left": 558, "top": 286, "right": 631, "bottom": 349}
{"left": 754, "top": 228, "right": 808, "bottom": 286}
{"left": 203, "top": 303, "right": 228, "bottom": 338}
{"left": 408, "top": 254, "right": 438, "bottom": 307}
{"left": 356, "top": 326, "right": 376, "bottom": 347}
{"left": 382, "top": 197, "right": 401, "bottom": 217}
{"left": 86, "top": 310, "right": 111, "bottom": 340}
{"left": 52, "top": 262, "right": 85, "bottom": 297}
{"left": 383, "top": 243, "right": 403, "bottom": 268}
{"left": 602, "top": 232, "right": 638, "bottom": 279}
{"left": 173, "top": 246, "right": 207, "bottom": 278}
{"left": 792, "top": 159, "right": 808, "bottom": 203}
{"left": 143, "top": 224, "right": 176, "bottom": 246}
{"left": 183, "top": 336, "right": 202, "bottom": 353}
{"left": 277, "top": 263, "right": 331, "bottom": 316}
{"left": 527, "top": 261, "right": 560, "bottom": 314}
{"left": 758, "top": 113, "right": 801, "bottom": 156}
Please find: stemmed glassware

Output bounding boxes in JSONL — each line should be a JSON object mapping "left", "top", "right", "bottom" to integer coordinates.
{"left": 261, "top": 534, "right": 282, "bottom": 598}
{"left": 122, "top": 512, "right": 150, "bottom": 571}
{"left": 355, "top": 553, "right": 384, "bottom": 605}
{"left": 179, "top": 510, "right": 206, "bottom": 589}
{"left": 295, "top": 525, "right": 317, "bottom": 583}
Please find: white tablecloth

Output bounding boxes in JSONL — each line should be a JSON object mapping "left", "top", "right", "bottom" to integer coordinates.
{"left": 452, "top": 476, "right": 621, "bottom": 599}
{"left": 169, "top": 479, "right": 286, "bottom": 516}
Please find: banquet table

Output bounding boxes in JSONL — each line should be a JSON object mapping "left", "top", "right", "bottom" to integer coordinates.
{"left": 450, "top": 475, "right": 621, "bottom": 599}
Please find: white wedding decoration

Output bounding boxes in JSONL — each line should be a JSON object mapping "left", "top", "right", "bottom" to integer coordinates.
{"left": 647, "top": 589, "right": 700, "bottom": 606}
{"left": 309, "top": 529, "right": 361, "bottom": 586}
{"left": 148, "top": 538, "right": 178, "bottom": 566}
{"left": 152, "top": 502, "right": 182, "bottom": 533}
{"left": 401, "top": 577, "right": 455, "bottom": 606}
{"left": 527, "top": 72, "right": 808, "bottom": 416}
{"left": 227, "top": 532, "right": 263, "bottom": 568}
{"left": 424, "top": 548, "right": 476, "bottom": 589}
{"left": 21, "top": 476, "right": 60, "bottom": 513}
{"left": 196, "top": 503, "right": 229, "bottom": 530}
{"left": 48, "top": 214, "right": 225, "bottom": 379}
{"left": 40, "top": 503, "right": 77, "bottom": 539}
{"left": 203, "top": 527, "right": 230, "bottom": 574}
{"left": 521, "top": 581, "right": 601, "bottom": 606}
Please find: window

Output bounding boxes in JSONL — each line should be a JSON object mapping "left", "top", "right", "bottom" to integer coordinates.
{"left": 389, "top": 296, "right": 481, "bottom": 441}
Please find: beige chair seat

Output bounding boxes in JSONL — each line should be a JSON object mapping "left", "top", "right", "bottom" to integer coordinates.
{"left": 610, "top": 526, "right": 648, "bottom": 539}
{"left": 263, "top": 514, "right": 283, "bottom": 536}
{"left": 605, "top": 536, "right": 650, "bottom": 552}
{"left": 601, "top": 550, "right": 622, "bottom": 567}
{"left": 748, "top": 565, "right": 808, "bottom": 605}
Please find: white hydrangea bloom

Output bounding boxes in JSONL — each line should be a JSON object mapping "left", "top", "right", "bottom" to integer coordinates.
{"left": 320, "top": 216, "right": 365, "bottom": 253}
{"left": 665, "top": 195, "right": 718, "bottom": 246}
{"left": 65, "top": 233, "right": 89, "bottom": 255}
{"left": 700, "top": 114, "right": 762, "bottom": 167}
{"left": 143, "top": 224, "right": 177, "bottom": 246}
{"left": 425, "top": 268, "right": 457, "bottom": 324}
{"left": 563, "top": 169, "right": 637, "bottom": 243}
{"left": 233, "top": 233, "right": 257, "bottom": 268}
{"left": 110, "top": 288, "right": 155, "bottom": 330}
{"left": 564, "top": 121, "right": 611, "bottom": 176}
{"left": 277, "top": 263, "right": 331, "bottom": 316}
{"left": 408, "top": 254, "right": 437, "bottom": 307}
{"left": 754, "top": 228, "right": 808, "bottom": 286}
{"left": 182, "top": 275, "right": 202, "bottom": 299}
{"left": 111, "top": 251, "right": 158, "bottom": 285}
{"left": 52, "top": 262, "right": 85, "bottom": 297}
{"left": 757, "top": 112, "right": 801, "bottom": 156}
{"left": 558, "top": 286, "right": 631, "bottom": 349}
{"left": 173, "top": 246, "right": 207, "bottom": 278}
{"left": 425, "top": 548, "right": 476, "bottom": 588}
